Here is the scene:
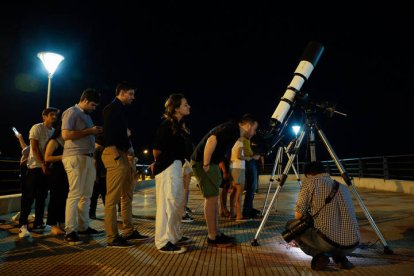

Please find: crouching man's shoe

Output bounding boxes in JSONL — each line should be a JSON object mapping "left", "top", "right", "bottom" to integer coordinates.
{"left": 311, "top": 254, "right": 330, "bottom": 270}
{"left": 332, "top": 256, "right": 354, "bottom": 269}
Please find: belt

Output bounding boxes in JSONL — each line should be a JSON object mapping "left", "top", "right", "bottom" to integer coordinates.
{"left": 83, "top": 153, "right": 94, "bottom": 157}
{"left": 315, "top": 228, "right": 359, "bottom": 249}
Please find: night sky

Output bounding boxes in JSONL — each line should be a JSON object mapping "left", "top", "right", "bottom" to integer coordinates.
{"left": 1, "top": 1, "right": 412, "bottom": 163}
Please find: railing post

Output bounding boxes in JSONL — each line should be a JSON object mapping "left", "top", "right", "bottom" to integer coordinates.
{"left": 383, "top": 156, "right": 389, "bottom": 180}
{"left": 359, "top": 158, "right": 364, "bottom": 178}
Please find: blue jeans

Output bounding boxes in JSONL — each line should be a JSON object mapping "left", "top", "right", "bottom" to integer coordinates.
{"left": 243, "top": 159, "right": 258, "bottom": 216}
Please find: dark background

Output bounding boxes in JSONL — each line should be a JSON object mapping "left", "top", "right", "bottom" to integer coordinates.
{"left": 1, "top": 1, "right": 412, "bottom": 164}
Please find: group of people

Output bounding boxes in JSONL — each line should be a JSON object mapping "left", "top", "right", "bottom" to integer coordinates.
{"left": 14, "top": 83, "right": 149, "bottom": 248}
{"left": 12, "top": 83, "right": 361, "bottom": 269}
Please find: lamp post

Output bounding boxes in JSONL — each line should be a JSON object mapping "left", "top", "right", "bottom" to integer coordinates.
{"left": 37, "top": 52, "right": 64, "bottom": 108}
{"left": 292, "top": 125, "right": 301, "bottom": 179}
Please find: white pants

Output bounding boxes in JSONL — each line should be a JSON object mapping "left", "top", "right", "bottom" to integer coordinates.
{"left": 62, "top": 155, "right": 96, "bottom": 234}
{"left": 155, "top": 160, "right": 184, "bottom": 249}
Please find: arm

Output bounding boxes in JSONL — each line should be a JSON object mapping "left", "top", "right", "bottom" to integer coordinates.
{"left": 16, "top": 134, "right": 27, "bottom": 150}
{"left": 203, "top": 135, "right": 217, "bottom": 172}
{"left": 44, "top": 140, "right": 61, "bottom": 163}
{"left": 31, "top": 138, "right": 47, "bottom": 174}
{"left": 62, "top": 126, "right": 102, "bottom": 141}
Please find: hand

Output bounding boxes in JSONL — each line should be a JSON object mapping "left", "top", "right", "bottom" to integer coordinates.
{"left": 203, "top": 164, "right": 210, "bottom": 172}
{"left": 92, "top": 126, "right": 103, "bottom": 134}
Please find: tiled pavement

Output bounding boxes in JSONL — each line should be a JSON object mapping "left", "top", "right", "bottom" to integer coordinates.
{"left": 1, "top": 179, "right": 414, "bottom": 275}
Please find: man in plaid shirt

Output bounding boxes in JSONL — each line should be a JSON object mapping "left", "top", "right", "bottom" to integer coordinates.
{"left": 293, "top": 161, "right": 360, "bottom": 270}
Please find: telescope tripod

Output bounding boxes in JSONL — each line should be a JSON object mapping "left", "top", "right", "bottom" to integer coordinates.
{"left": 260, "top": 141, "right": 300, "bottom": 217}
{"left": 251, "top": 115, "right": 393, "bottom": 254}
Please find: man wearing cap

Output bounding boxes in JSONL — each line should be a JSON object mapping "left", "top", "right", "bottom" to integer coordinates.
{"left": 18, "top": 107, "right": 59, "bottom": 238}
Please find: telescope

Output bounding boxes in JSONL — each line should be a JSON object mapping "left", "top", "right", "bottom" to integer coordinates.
{"left": 270, "top": 41, "right": 325, "bottom": 130}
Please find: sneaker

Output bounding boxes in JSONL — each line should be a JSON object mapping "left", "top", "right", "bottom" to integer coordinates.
{"left": 235, "top": 216, "right": 252, "bottom": 222}
{"left": 78, "top": 227, "right": 104, "bottom": 237}
{"left": 31, "top": 224, "right": 51, "bottom": 233}
{"left": 159, "top": 241, "right": 187, "bottom": 254}
{"left": 176, "top": 236, "right": 192, "bottom": 245}
{"left": 332, "top": 256, "right": 354, "bottom": 269}
{"left": 89, "top": 213, "right": 97, "bottom": 220}
{"left": 311, "top": 254, "right": 330, "bottom": 270}
{"left": 185, "top": 207, "right": 192, "bottom": 214}
{"left": 64, "top": 232, "right": 83, "bottom": 245}
{"left": 123, "top": 230, "right": 150, "bottom": 241}
{"left": 218, "top": 232, "right": 236, "bottom": 242}
{"left": 11, "top": 212, "right": 20, "bottom": 223}
{"left": 107, "top": 236, "right": 134, "bottom": 248}
{"left": 181, "top": 213, "right": 194, "bottom": 223}
{"left": 18, "top": 225, "right": 31, "bottom": 238}
{"left": 207, "top": 234, "right": 233, "bottom": 248}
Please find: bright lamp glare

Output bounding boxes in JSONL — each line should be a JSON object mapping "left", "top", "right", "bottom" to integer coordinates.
{"left": 292, "top": 125, "right": 301, "bottom": 135}
{"left": 37, "top": 52, "right": 64, "bottom": 75}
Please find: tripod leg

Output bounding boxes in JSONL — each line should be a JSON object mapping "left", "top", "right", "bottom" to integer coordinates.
{"left": 261, "top": 147, "right": 283, "bottom": 216}
{"left": 252, "top": 130, "right": 306, "bottom": 246}
{"left": 316, "top": 125, "right": 393, "bottom": 254}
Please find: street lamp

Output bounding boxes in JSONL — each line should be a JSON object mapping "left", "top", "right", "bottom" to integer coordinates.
{"left": 37, "top": 51, "right": 64, "bottom": 108}
{"left": 292, "top": 125, "right": 301, "bottom": 180}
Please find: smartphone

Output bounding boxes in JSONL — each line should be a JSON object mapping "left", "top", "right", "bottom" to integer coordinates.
{"left": 12, "top": 127, "right": 20, "bottom": 136}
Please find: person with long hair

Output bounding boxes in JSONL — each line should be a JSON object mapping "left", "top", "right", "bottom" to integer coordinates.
{"left": 152, "top": 93, "right": 192, "bottom": 254}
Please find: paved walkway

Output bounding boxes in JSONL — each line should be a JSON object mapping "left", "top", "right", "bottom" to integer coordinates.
{"left": 1, "top": 179, "right": 414, "bottom": 275}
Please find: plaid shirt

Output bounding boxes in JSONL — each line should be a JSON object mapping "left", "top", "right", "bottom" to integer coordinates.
{"left": 295, "top": 173, "right": 360, "bottom": 246}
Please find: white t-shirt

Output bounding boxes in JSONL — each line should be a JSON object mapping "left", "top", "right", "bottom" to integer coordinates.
{"left": 230, "top": 139, "right": 245, "bottom": 169}
{"left": 27, "top": 123, "right": 54, "bottom": 169}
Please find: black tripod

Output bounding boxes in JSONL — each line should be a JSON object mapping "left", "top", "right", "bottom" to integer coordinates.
{"left": 251, "top": 112, "right": 393, "bottom": 254}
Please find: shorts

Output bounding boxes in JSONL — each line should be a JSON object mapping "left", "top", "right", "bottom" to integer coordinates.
{"left": 191, "top": 161, "right": 222, "bottom": 197}
{"left": 230, "top": 168, "right": 245, "bottom": 185}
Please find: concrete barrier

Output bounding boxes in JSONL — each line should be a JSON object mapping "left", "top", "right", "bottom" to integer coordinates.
{"left": 259, "top": 174, "right": 414, "bottom": 195}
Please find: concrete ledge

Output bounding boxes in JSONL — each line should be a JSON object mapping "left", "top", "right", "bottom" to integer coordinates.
{"left": 0, "top": 193, "right": 21, "bottom": 216}
{"left": 259, "top": 174, "right": 414, "bottom": 195}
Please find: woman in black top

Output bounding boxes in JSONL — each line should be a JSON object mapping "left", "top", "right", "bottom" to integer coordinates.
{"left": 152, "top": 93, "right": 191, "bottom": 254}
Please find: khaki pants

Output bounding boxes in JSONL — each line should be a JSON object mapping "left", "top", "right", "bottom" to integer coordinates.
{"left": 102, "top": 149, "right": 134, "bottom": 242}
{"left": 62, "top": 155, "right": 96, "bottom": 234}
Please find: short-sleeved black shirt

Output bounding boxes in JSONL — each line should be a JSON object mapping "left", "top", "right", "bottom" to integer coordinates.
{"left": 191, "top": 121, "right": 240, "bottom": 164}
{"left": 153, "top": 119, "right": 187, "bottom": 175}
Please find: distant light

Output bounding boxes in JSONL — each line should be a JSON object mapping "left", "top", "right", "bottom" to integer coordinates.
{"left": 143, "top": 149, "right": 149, "bottom": 155}
{"left": 292, "top": 125, "right": 301, "bottom": 135}
{"left": 37, "top": 52, "right": 64, "bottom": 76}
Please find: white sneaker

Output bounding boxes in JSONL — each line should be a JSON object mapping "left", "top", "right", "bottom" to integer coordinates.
{"left": 11, "top": 212, "right": 21, "bottom": 223}
{"left": 18, "top": 225, "right": 31, "bottom": 238}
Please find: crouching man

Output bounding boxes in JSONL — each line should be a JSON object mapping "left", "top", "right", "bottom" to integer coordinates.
{"left": 290, "top": 161, "right": 360, "bottom": 271}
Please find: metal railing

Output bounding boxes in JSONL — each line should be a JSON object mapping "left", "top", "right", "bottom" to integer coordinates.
{"left": 263, "top": 154, "right": 414, "bottom": 181}
{"left": 2, "top": 154, "right": 414, "bottom": 195}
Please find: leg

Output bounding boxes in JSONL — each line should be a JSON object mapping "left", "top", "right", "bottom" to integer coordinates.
{"left": 204, "top": 196, "right": 219, "bottom": 239}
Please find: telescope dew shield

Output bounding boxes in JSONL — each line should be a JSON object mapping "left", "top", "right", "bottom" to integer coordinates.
{"left": 271, "top": 41, "right": 325, "bottom": 128}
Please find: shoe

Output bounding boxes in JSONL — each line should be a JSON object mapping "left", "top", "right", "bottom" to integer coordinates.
{"left": 18, "top": 225, "right": 31, "bottom": 238}
{"left": 64, "top": 232, "right": 83, "bottom": 245}
{"left": 107, "top": 236, "right": 134, "bottom": 248}
{"left": 311, "top": 254, "right": 330, "bottom": 270}
{"left": 50, "top": 226, "right": 65, "bottom": 236}
{"left": 123, "top": 230, "right": 150, "bottom": 241}
{"left": 332, "top": 256, "right": 354, "bottom": 269}
{"left": 176, "top": 236, "right": 192, "bottom": 245}
{"left": 218, "top": 232, "right": 236, "bottom": 241}
{"left": 185, "top": 207, "right": 192, "bottom": 214}
{"left": 11, "top": 212, "right": 20, "bottom": 223}
{"left": 78, "top": 227, "right": 104, "bottom": 237}
{"left": 181, "top": 213, "right": 194, "bottom": 223}
{"left": 31, "top": 224, "right": 51, "bottom": 233}
{"left": 159, "top": 241, "right": 187, "bottom": 254}
{"left": 251, "top": 208, "right": 261, "bottom": 215}
{"left": 207, "top": 234, "right": 234, "bottom": 248}
{"left": 89, "top": 213, "right": 97, "bottom": 220}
